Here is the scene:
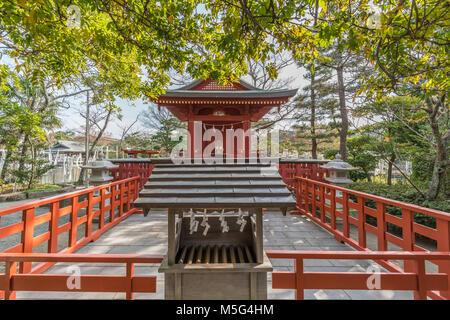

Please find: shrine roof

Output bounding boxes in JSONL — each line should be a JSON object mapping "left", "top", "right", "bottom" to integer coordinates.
{"left": 155, "top": 78, "right": 298, "bottom": 100}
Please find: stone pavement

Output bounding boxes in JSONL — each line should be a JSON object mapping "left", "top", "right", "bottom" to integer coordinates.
{"left": 14, "top": 209, "right": 413, "bottom": 300}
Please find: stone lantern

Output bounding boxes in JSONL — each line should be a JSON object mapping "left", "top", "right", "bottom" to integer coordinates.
{"left": 321, "top": 154, "right": 358, "bottom": 190}
{"left": 82, "top": 152, "right": 118, "bottom": 186}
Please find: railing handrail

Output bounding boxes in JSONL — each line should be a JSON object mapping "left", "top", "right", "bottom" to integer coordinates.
{"left": 297, "top": 177, "right": 450, "bottom": 220}
{"left": 0, "top": 252, "right": 164, "bottom": 263}
{"left": 0, "top": 176, "right": 140, "bottom": 217}
{"left": 266, "top": 250, "right": 450, "bottom": 260}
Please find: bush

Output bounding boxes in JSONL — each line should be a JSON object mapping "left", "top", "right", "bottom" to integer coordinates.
{"left": 348, "top": 182, "right": 450, "bottom": 229}
{"left": 25, "top": 184, "right": 61, "bottom": 193}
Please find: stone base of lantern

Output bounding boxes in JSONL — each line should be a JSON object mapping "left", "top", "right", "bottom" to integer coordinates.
{"left": 158, "top": 253, "right": 273, "bottom": 300}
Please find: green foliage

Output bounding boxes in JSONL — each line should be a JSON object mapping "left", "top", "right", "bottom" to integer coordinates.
{"left": 346, "top": 135, "right": 379, "bottom": 181}
{"left": 293, "top": 61, "right": 339, "bottom": 157}
{"left": 25, "top": 184, "right": 61, "bottom": 194}
{"left": 348, "top": 182, "right": 450, "bottom": 228}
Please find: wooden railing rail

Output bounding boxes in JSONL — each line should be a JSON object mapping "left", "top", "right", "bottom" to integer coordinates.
{"left": 266, "top": 250, "right": 450, "bottom": 300}
{"left": 0, "top": 253, "right": 164, "bottom": 300}
{"left": 294, "top": 177, "right": 450, "bottom": 300}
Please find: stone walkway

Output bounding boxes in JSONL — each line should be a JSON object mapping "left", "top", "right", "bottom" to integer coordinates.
{"left": 14, "top": 209, "right": 412, "bottom": 300}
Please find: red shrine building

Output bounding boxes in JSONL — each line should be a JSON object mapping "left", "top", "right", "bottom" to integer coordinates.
{"left": 152, "top": 78, "right": 297, "bottom": 158}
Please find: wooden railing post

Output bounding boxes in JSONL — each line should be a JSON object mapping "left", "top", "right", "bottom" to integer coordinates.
{"left": 312, "top": 183, "right": 317, "bottom": 218}
{"left": 119, "top": 182, "right": 124, "bottom": 217}
{"left": 377, "top": 202, "right": 387, "bottom": 251}
{"left": 48, "top": 202, "right": 59, "bottom": 253}
{"left": 320, "top": 185, "right": 326, "bottom": 223}
{"left": 342, "top": 191, "right": 350, "bottom": 238}
{"left": 436, "top": 218, "right": 450, "bottom": 299}
{"left": 126, "top": 181, "right": 131, "bottom": 212}
{"left": 111, "top": 185, "right": 117, "bottom": 221}
{"left": 108, "top": 187, "right": 114, "bottom": 223}
{"left": 357, "top": 196, "right": 366, "bottom": 248}
{"left": 413, "top": 257, "right": 427, "bottom": 300}
{"left": 85, "top": 191, "right": 94, "bottom": 238}
{"left": 5, "top": 261, "right": 17, "bottom": 300}
{"left": 69, "top": 196, "right": 79, "bottom": 248}
{"left": 126, "top": 262, "right": 135, "bottom": 300}
{"left": 402, "top": 209, "right": 414, "bottom": 251}
{"left": 99, "top": 188, "right": 105, "bottom": 229}
{"left": 296, "top": 178, "right": 302, "bottom": 211}
{"left": 20, "top": 208, "right": 35, "bottom": 273}
{"left": 330, "top": 188, "right": 336, "bottom": 230}
{"left": 294, "top": 258, "right": 304, "bottom": 300}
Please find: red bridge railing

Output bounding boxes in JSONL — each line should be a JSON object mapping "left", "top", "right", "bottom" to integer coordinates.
{"left": 294, "top": 177, "right": 450, "bottom": 300}
{"left": 0, "top": 253, "right": 164, "bottom": 300}
{"left": 266, "top": 250, "right": 450, "bottom": 300}
{"left": 0, "top": 176, "right": 140, "bottom": 299}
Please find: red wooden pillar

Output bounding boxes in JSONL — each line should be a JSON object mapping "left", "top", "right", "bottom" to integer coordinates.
{"left": 5, "top": 261, "right": 17, "bottom": 300}
{"left": 48, "top": 202, "right": 59, "bottom": 253}
{"left": 20, "top": 208, "right": 35, "bottom": 273}
{"left": 243, "top": 120, "right": 250, "bottom": 158}
{"left": 188, "top": 119, "right": 194, "bottom": 159}
{"left": 436, "top": 218, "right": 450, "bottom": 299}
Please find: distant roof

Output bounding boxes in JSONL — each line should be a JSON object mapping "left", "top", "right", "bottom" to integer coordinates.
{"left": 51, "top": 140, "right": 85, "bottom": 153}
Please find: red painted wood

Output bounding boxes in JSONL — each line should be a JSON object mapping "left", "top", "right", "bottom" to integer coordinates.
{"left": 295, "top": 177, "right": 450, "bottom": 299}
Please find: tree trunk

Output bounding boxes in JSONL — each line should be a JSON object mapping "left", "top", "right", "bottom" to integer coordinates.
{"left": 310, "top": 68, "right": 317, "bottom": 159}
{"left": 336, "top": 49, "right": 348, "bottom": 161}
{"left": 77, "top": 108, "right": 113, "bottom": 185}
{"left": 27, "top": 139, "right": 35, "bottom": 190}
{"left": 0, "top": 149, "right": 12, "bottom": 180}
{"left": 17, "top": 134, "right": 29, "bottom": 174}
{"left": 425, "top": 99, "right": 449, "bottom": 200}
{"left": 387, "top": 154, "right": 396, "bottom": 185}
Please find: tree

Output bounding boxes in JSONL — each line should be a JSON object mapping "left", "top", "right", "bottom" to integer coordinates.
{"left": 353, "top": 95, "right": 444, "bottom": 197}
{"left": 0, "top": 74, "right": 60, "bottom": 187}
{"left": 140, "top": 105, "right": 185, "bottom": 156}
{"left": 346, "top": 135, "right": 379, "bottom": 182}
{"left": 293, "top": 61, "right": 339, "bottom": 158}
{"left": 76, "top": 100, "right": 120, "bottom": 184}
{"left": 246, "top": 52, "right": 297, "bottom": 131}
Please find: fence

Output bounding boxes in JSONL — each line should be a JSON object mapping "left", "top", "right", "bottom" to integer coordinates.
{"left": 0, "top": 176, "right": 140, "bottom": 299}
{"left": 294, "top": 177, "right": 450, "bottom": 300}
{"left": 0, "top": 253, "right": 164, "bottom": 300}
{"left": 278, "top": 160, "right": 329, "bottom": 190}
{"left": 266, "top": 250, "right": 450, "bottom": 300}
{"left": 110, "top": 162, "right": 154, "bottom": 190}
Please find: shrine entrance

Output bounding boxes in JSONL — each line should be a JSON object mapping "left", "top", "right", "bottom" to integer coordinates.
{"left": 152, "top": 79, "right": 297, "bottom": 158}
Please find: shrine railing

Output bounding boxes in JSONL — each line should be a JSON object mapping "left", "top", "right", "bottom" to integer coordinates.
{"left": 294, "top": 177, "right": 450, "bottom": 300}
{"left": 278, "top": 159, "right": 329, "bottom": 190}
{"left": 0, "top": 253, "right": 164, "bottom": 300}
{"left": 266, "top": 250, "right": 450, "bottom": 300}
{"left": 109, "top": 161, "right": 154, "bottom": 189}
{"left": 0, "top": 176, "right": 140, "bottom": 299}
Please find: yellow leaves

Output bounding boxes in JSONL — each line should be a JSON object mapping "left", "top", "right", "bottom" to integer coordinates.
{"left": 168, "top": 15, "right": 174, "bottom": 24}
